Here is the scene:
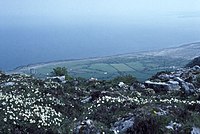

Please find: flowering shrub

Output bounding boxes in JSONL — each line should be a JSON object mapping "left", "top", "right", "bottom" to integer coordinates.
{"left": 1, "top": 71, "right": 200, "bottom": 133}
{"left": 0, "top": 74, "right": 65, "bottom": 133}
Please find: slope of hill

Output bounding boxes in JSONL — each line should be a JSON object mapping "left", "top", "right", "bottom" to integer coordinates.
{"left": 11, "top": 42, "right": 200, "bottom": 81}
{"left": 186, "top": 56, "right": 200, "bottom": 68}
{"left": 1, "top": 65, "right": 200, "bottom": 133}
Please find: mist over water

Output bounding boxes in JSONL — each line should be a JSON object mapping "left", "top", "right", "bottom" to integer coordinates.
{"left": 0, "top": 19, "right": 200, "bottom": 71}
{"left": 0, "top": 0, "right": 200, "bottom": 70}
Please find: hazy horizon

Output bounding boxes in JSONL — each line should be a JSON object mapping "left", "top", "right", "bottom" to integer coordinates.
{"left": 0, "top": 0, "right": 200, "bottom": 70}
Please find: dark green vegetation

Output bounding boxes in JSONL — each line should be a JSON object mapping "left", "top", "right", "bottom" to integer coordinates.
{"left": 16, "top": 56, "right": 188, "bottom": 81}
{"left": 1, "top": 65, "right": 200, "bottom": 133}
{"left": 51, "top": 67, "right": 68, "bottom": 76}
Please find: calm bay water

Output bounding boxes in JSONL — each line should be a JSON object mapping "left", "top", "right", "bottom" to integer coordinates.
{"left": 0, "top": 18, "right": 200, "bottom": 71}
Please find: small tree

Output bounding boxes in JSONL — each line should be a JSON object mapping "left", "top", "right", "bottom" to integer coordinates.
{"left": 51, "top": 67, "right": 68, "bottom": 76}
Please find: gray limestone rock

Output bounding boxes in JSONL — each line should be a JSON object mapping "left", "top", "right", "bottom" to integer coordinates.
{"left": 73, "top": 119, "right": 100, "bottom": 134}
{"left": 111, "top": 117, "right": 134, "bottom": 133}
{"left": 191, "top": 127, "right": 200, "bottom": 134}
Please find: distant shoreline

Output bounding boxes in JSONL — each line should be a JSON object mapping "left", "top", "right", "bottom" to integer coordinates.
{"left": 10, "top": 41, "right": 200, "bottom": 73}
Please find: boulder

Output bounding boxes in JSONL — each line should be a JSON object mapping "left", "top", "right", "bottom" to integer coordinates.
{"left": 167, "top": 80, "right": 180, "bottom": 91}
{"left": 73, "top": 119, "right": 100, "bottom": 134}
{"left": 111, "top": 117, "right": 134, "bottom": 134}
{"left": 158, "top": 74, "right": 174, "bottom": 81}
{"left": 89, "top": 77, "right": 98, "bottom": 82}
{"left": 145, "top": 80, "right": 172, "bottom": 92}
{"left": 81, "top": 97, "right": 92, "bottom": 103}
{"left": 165, "top": 121, "right": 182, "bottom": 131}
{"left": 118, "top": 82, "right": 126, "bottom": 88}
{"left": 174, "top": 77, "right": 196, "bottom": 94}
{"left": 118, "top": 82, "right": 129, "bottom": 90}
{"left": 47, "top": 76, "right": 66, "bottom": 83}
{"left": 143, "top": 88, "right": 155, "bottom": 95}
{"left": 130, "top": 83, "right": 145, "bottom": 91}
{"left": 191, "top": 127, "right": 200, "bottom": 134}
{"left": 180, "top": 82, "right": 196, "bottom": 94}
{"left": 174, "top": 77, "right": 184, "bottom": 83}
{"left": 192, "top": 65, "right": 200, "bottom": 72}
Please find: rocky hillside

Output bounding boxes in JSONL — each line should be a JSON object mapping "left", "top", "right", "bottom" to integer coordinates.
{"left": 1, "top": 63, "right": 200, "bottom": 133}
{"left": 186, "top": 56, "right": 200, "bottom": 68}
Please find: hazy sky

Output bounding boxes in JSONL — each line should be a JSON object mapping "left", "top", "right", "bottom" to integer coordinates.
{"left": 0, "top": 0, "right": 200, "bottom": 70}
{"left": 0, "top": 0, "right": 200, "bottom": 27}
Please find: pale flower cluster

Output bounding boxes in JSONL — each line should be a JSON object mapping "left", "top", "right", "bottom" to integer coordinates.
{"left": 86, "top": 92, "right": 200, "bottom": 113}
{"left": 159, "top": 97, "right": 200, "bottom": 105}
{"left": 0, "top": 76, "right": 66, "bottom": 128}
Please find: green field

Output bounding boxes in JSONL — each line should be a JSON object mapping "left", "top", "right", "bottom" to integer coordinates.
{"left": 17, "top": 56, "right": 189, "bottom": 81}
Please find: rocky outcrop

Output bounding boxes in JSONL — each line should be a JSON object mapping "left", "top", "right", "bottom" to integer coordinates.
{"left": 47, "top": 75, "right": 66, "bottom": 83}
{"left": 73, "top": 119, "right": 100, "bottom": 134}
{"left": 145, "top": 80, "right": 180, "bottom": 92}
{"left": 111, "top": 117, "right": 135, "bottom": 133}
{"left": 175, "top": 77, "right": 196, "bottom": 94}
{"left": 145, "top": 66, "right": 200, "bottom": 94}
{"left": 165, "top": 121, "right": 182, "bottom": 131}
{"left": 186, "top": 56, "right": 200, "bottom": 68}
{"left": 191, "top": 127, "right": 200, "bottom": 134}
